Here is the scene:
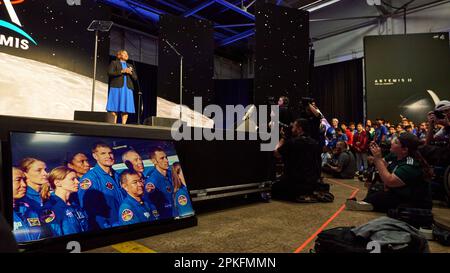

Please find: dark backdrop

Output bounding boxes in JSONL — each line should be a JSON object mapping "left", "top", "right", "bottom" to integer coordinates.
{"left": 0, "top": 0, "right": 111, "bottom": 82}
{"left": 158, "top": 15, "right": 214, "bottom": 109}
{"left": 214, "top": 79, "right": 254, "bottom": 129}
{"left": 254, "top": 2, "right": 309, "bottom": 114}
{"left": 311, "top": 58, "right": 364, "bottom": 124}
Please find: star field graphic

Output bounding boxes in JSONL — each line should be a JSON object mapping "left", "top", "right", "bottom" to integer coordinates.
{"left": 158, "top": 15, "right": 214, "bottom": 108}
{"left": 0, "top": 0, "right": 111, "bottom": 82}
{"left": 254, "top": 2, "right": 309, "bottom": 111}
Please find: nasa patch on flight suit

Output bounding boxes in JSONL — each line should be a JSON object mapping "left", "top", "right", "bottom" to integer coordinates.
{"left": 80, "top": 179, "right": 92, "bottom": 190}
{"left": 27, "top": 218, "right": 41, "bottom": 227}
{"left": 42, "top": 210, "right": 56, "bottom": 224}
{"left": 178, "top": 195, "right": 188, "bottom": 206}
{"left": 65, "top": 210, "right": 74, "bottom": 218}
{"left": 121, "top": 209, "right": 134, "bottom": 222}
{"left": 145, "top": 182, "right": 155, "bottom": 193}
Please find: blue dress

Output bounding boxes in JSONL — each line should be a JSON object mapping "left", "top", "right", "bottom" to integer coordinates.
{"left": 106, "top": 61, "right": 135, "bottom": 113}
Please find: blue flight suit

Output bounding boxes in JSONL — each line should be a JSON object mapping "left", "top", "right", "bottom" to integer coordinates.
{"left": 174, "top": 185, "right": 194, "bottom": 217}
{"left": 12, "top": 201, "right": 47, "bottom": 242}
{"left": 77, "top": 164, "right": 126, "bottom": 230}
{"left": 41, "top": 194, "right": 89, "bottom": 236}
{"left": 118, "top": 194, "right": 159, "bottom": 225}
{"left": 20, "top": 186, "right": 43, "bottom": 212}
{"left": 144, "top": 169, "right": 176, "bottom": 219}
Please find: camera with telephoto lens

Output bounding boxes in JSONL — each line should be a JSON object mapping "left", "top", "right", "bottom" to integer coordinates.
{"left": 358, "top": 166, "right": 381, "bottom": 184}
{"left": 301, "top": 97, "right": 315, "bottom": 107}
{"left": 280, "top": 122, "right": 293, "bottom": 139}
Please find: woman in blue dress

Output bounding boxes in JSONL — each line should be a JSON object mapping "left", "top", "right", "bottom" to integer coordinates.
{"left": 107, "top": 50, "right": 137, "bottom": 124}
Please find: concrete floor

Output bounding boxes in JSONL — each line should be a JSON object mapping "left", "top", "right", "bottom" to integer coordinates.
{"left": 89, "top": 178, "right": 450, "bottom": 253}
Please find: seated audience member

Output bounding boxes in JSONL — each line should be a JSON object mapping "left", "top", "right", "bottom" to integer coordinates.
{"left": 322, "top": 141, "right": 356, "bottom": 179}
{"left": 273, "top": 119, "right": 322, "bottom": 202}
{"left": 346, "top": 133, "right": 432, "bottom": 212}
{"left": 321, "top": 146, "right": 332, "bottom": 168}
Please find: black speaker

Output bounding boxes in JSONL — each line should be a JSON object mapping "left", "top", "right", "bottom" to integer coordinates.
{"left": 73, "top": 111, "right": 114, "bottom": 123}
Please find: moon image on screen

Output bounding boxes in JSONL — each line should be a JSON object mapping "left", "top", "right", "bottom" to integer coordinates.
{"left": 0, "top": 52, "right": 213, "bottom": 127}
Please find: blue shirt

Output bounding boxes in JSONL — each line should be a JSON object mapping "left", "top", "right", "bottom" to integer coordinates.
{"left": 13, "top": 201, "right": 48, "bottom": 242}
{"left": 337, "top": 134, "right": 348, "bottom": 143}
{"left": 326, "top": 127, "right": 337, "bottom": 148}
{"left": 118, "top": 194, "right": 159, "bottom": 225}
{"left": 144, "top": 169, "right": 176, "bottom": 219}
{"left": 375, "top": 125, "right": 388, "bottom": 144}
{"left": 41, "top": 194, "right": 89, "bottom": 237}
{"left": 174, "top": 185, "right": 194, "bottom": 217}
{"left": 78, "top": 164, "right": 126, "bottom": 230}
{"left": 20, "top": 186, "right": 42, "bottom": 212}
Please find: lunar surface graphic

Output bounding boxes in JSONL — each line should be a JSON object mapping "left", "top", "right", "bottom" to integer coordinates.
{"left": 0, "top": 52, "right": 213, "bottom": 127}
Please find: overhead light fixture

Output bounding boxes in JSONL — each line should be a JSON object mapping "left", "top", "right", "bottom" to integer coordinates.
{"left": 300, "top": 0, "right": 341, "bottom": 12}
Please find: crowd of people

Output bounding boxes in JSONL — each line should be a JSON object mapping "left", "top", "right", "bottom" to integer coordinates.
{"left": 12, "top": 144, "right": 194, "bottom": 242}
{"left": 273, "top": 97, "right": 450, "bottom": 215}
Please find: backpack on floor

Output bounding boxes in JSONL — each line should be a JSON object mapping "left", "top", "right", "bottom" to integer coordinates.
{"left": 314, "top": 225, "right": 429, "bottom": 253}
{"left": 314, "top": 227, "right": 369, "bottom": 253}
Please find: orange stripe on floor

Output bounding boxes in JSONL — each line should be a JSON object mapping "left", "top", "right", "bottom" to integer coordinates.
{"left": 111, "top": 241, "right": 157, "bottom": 253}
{"left": 293, "top": 179, "right": 360, "bottom": 253}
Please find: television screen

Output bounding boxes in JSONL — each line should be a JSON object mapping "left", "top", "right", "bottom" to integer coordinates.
{"left": 10, "top": 131, "right": 194, "bottom": 243}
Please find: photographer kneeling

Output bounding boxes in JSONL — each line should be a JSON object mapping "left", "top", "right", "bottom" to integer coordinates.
{"left": 346, "top": 133, "right": 432, "bottom": 212}
{"left": 273, "top": 119, "right": 330, "bottom": 202}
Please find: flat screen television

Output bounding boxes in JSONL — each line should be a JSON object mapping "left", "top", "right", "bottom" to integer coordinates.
{"left": 0, "top": 116, "right": 197, "bottom": 251}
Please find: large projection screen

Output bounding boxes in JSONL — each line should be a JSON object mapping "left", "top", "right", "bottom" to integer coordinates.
{"left": 364, "top": 33, "right": 450, "bottom": 124}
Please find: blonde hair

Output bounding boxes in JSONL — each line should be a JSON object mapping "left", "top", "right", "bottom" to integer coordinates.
{"left": 19, "top": 157, "right": 41, "bottom": 173}
{"left": 48, "top": 166, "right": 75, "bottom": 190}
{"left": 19, "top": 158, "right": 51, "bottom": 201}
{"left": 116, "top": 49, "right": 127, "bottom": 59}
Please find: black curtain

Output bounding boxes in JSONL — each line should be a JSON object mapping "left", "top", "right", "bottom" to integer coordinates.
{"left": 312, "top": 58, "right": 364, "bottom": 124}
{"left": 214, "top": 79, "right": 254, "bottom": 129}
{"left": 107, "top": 57, "right": 157, "bottom": 124}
